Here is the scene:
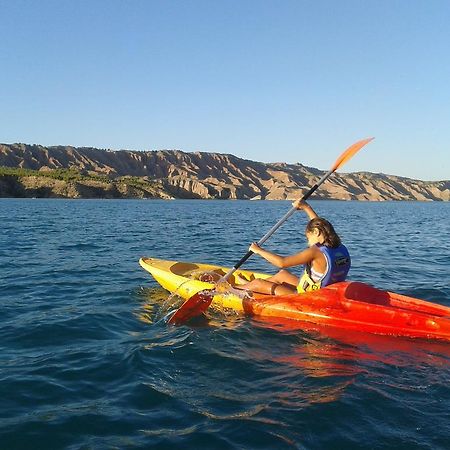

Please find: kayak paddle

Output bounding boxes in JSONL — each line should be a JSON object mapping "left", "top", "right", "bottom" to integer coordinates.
{"left": 168, "top": 137, "right": 375, "bottom": 325}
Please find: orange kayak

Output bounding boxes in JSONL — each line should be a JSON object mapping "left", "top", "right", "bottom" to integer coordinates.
{"left": 140, "top": 257, "right": 450, "bottom": 341}
{"left": 242, "top": 281, "right": 450, "bottom": 341}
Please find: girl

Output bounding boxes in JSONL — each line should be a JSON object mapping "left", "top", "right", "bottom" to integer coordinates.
{"left": 237, "top": 200, "right": 351, "bottom": 295}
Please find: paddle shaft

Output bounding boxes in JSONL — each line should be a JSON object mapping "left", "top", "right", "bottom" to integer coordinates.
{"left": 221, "top": 167, "right": 335, "bottom": 282}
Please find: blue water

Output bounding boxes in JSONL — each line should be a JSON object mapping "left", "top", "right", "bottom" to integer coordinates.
{"left": 1, "top": 199, "right": 449, "bottom": 449}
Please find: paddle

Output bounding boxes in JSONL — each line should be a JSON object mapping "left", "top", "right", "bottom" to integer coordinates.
{"left": 168, "top": 137, "right": 374, "bottom": 325}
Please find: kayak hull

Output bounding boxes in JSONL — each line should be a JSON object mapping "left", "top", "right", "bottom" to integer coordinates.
{"left": 139, "top": 257, "right": 450, "bottom": 341}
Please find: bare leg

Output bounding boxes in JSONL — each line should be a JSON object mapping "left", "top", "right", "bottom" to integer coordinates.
{"left": 267, "top": 269, "right": 299, "bottom": 286}
{"left": 236, "top": 269, "right": 298, "bottom": 295}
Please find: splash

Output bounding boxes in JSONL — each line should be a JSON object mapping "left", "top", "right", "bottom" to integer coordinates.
{"left": 159, "top": 269, "right": 250, "bottom": 323}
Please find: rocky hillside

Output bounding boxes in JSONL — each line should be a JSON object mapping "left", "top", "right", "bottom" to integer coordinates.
{"left": 0, "top": 143, "right": 448, "bottom": 200}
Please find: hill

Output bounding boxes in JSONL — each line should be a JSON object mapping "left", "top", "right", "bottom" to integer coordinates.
{"left": 0, "top": 143, "right": 448, "bottom": 200}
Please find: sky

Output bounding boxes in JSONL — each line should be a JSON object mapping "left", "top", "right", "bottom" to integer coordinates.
{"left": 1, "top": 0, "right": 449, "bottom": 181}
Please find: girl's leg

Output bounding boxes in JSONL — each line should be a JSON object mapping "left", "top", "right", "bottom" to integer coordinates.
{"left": 237, "top": 270, "right": 298, "bottom": 295}
{"left": 267, "top": 269, "right": 299, "bottom": 286}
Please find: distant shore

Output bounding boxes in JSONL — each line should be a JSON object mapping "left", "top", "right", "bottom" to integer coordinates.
{"left": 1, "top": 143, "right": 448, "bottom": 201}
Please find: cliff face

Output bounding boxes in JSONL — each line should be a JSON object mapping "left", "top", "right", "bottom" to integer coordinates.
{"left": 0, "top": 143, "right": 448, "bottom": 200}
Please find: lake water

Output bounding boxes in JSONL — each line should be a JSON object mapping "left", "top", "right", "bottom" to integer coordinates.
{"left": 1, "top": 199, "right": 449, "bottom": 449}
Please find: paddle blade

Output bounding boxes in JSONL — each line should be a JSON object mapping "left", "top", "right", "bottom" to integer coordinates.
{"left": 167, "top": 291, "right": 214, "bottom": 325}
{"left": 331, "top": 137, "right": 374, "bottom": 172}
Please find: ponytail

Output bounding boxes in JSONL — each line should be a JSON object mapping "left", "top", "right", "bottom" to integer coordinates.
{"left": 305, "top": 218, "right": 341, "bottom": 248}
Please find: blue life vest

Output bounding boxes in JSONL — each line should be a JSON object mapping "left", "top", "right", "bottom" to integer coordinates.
{"left": 297, "top": 244, "right": 351, "bottom": 293}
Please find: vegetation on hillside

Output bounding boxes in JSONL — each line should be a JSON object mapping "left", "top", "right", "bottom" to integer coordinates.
{"left": 0, "top": 166, "right": 159, "bottom": 186}
{"left": 0, "top": 166, "right": 109, "bottom": 182}
{"left": 0, "top": 166, "right": 164, "bottom": 198}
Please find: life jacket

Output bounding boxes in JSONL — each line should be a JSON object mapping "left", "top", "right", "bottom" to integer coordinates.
{"left": 297, "top": 244, "right": 351, "bottom": 293}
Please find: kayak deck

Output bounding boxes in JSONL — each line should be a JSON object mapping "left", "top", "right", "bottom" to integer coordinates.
{"left": 139, "top": 257, "right": 270, "bottom": 312}
{"left": 139, "top": 257, "right": 450, "bottom": 341}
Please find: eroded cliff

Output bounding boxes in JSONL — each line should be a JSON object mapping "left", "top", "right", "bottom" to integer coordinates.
{"left": 0, "top": 143, "right": 448, "bottom": 200}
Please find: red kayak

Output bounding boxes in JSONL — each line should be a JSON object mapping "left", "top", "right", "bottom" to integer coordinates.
{"left": 242, "top": 281, "right": 450, "bottom": 342}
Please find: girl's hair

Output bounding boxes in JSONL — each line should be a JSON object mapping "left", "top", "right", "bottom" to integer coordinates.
{"left": 305, "top": 217, "right": 341, "bottom": 248}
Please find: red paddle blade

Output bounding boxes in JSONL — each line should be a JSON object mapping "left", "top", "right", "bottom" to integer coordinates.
{"left": 331, "top": 137, "right": 374, "bottom": 172}
{"left": 167, "top": 291, "right": 214, "bottom": 325}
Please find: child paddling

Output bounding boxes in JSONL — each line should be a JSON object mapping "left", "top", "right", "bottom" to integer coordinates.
{"left": 236, "top": 200, "right": 351, "bottom": 295}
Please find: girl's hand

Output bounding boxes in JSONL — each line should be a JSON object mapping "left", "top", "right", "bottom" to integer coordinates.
{"left": 249, "top": 242, "right": 261, "bottom": 254}
{"left": 293, "top": 199, "right": 309, "bottom": 210}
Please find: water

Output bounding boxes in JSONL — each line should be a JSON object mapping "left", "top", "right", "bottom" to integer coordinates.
{"left": 1, "top": 199, "right": 449, "bottom": 449}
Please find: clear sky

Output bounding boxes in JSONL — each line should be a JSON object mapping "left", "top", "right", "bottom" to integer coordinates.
{"left": 1, "top": 0, "right": 449, "bottom": 181}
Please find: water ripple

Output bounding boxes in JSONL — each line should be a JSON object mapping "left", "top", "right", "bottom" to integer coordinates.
{"left": 1, "top": 199, "right": 449, "bottom": 449}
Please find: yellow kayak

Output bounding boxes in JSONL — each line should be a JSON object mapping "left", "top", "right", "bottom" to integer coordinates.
{"left": 139, "top": 257, "right": 269, "bottom": 311}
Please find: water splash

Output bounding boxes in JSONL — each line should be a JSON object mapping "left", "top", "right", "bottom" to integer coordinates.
{"left": 149, "top": 269, "right": 250, "bottom": 323}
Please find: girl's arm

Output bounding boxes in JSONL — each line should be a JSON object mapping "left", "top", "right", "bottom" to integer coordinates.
{"left": 249, "top": 242, "right": 316, "bottom": 269}
{"left": 292, "top": 200, "right": 319, "bottom": 220}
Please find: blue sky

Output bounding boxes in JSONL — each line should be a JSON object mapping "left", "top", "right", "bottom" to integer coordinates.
{"left": 1, "top": 0, "right": 449, "bottom": 181}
